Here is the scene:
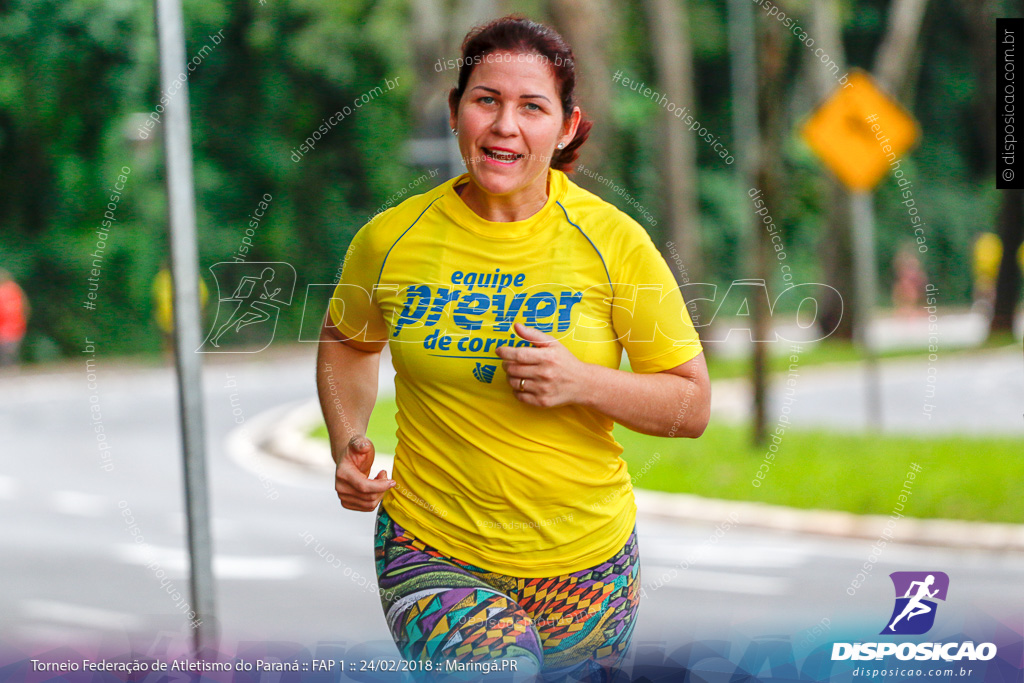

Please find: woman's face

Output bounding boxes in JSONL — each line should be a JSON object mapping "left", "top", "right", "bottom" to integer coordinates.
{"left": 450, "top": 51, "right": 579, "bottom": 199}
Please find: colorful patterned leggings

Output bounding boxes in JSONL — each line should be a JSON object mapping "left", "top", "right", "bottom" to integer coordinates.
{"left": 373, "top": 503, "right": 641, "bottom": 681}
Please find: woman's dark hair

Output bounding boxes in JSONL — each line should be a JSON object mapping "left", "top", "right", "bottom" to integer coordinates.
{"left": 448, "top": 15, "right": 593, "bottom": 173}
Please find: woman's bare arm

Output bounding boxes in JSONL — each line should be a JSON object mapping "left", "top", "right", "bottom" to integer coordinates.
{"left": 316, "top": 316, "right": 394, "bottom": 510}
{"left": 574, "top": 353, "right": 710, "bottom": 438}
{"left": 316, "top": 324, "right": 382, "bottom": 457}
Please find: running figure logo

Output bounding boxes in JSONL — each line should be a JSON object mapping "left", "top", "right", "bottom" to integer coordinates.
{"left": 881, "top": 571, "right": 949, "bottom": 635}
{"left": 199, "top": 262, "right": 295, "bottom": 353}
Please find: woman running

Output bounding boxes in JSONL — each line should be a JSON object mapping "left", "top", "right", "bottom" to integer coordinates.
{"left": 316, "top": 15, "right": 710, "bottom": 681}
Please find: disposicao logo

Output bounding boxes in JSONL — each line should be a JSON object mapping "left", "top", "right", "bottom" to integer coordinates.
{"left": 832, "top": 571, "right": 997, "bottom": 662}
{"left": 881, "top": 571, "right": 948, "bottom": 635}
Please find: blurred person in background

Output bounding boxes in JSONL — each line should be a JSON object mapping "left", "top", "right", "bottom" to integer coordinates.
{"left": 151, "top": 264, "right": 208, "bottom": 353}
{"left": 972, "top": 232, "right": 1001, "bottom": 315}
{"left": 316, "top": 15, "right": 709, "bottom": 681}
{"left": 0, "top": 268, "right": 29, "bottom": 368}
{"left": 891, "top": 244, "right": 927, "bottom": 316}
{"left": 972, "top": 232, "right": 1024, "bottom": 316}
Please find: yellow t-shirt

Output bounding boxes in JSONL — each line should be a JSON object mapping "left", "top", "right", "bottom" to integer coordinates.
{"left": 329, "top": 168, "right": 702, "bottom": 576}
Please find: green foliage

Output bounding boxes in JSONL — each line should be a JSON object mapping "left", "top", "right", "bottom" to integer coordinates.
{"left": 0, "top": 0, "right": 1007, "bottom": 361}
{"left": 0, "top": 0, "right": 414, "bottom": 359}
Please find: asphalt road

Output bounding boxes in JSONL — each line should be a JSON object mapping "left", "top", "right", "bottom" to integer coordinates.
{"left": 1, "top": 346, "right": 1021, "bottom": 663}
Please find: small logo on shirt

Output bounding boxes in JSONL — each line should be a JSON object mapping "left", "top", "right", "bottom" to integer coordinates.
{"left": 473, "top": 363, "right": 496, "bottom": 383}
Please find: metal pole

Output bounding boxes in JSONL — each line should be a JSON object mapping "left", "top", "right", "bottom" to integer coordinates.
{"left": 153, "top": 0, "right": 217, "bottom": 653}
{"left": 728, "top": 0, "right": 767, "bottom": 445}
{"left": 850, "top": 191, "right": 882, "bottom": 429}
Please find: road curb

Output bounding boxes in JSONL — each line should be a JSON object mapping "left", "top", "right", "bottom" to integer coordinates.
{"left": 261, "top": 399, "right": 1024, "bottom": 553}
{"left": 633, "top": 489, "right": 1024, "bottom": 553}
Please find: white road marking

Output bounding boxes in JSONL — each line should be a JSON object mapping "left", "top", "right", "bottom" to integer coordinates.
{"left": 49, "top": 490, "right": 108, "bottom": 517}
{"left": 212, "top": 556, "right": 306, "bottom": 580}
{"left": 21, "top": 599, "right": 143, "bottom": 630}
{"left": 641, "top": 566, "right": 791, "bottom": 595}
{"left": 639, "top": 542, "right": 808, "bottom": 569}
{"left": 113, "top": 544, "right": 306, "bottom": 580}
{"left": 0, "top": 475, "right": 16, "bottom": 500}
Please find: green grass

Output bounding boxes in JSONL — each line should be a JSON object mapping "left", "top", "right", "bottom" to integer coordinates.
{"left": 614, "top": 423, "right": 1023, "bottom": 524}
{"left": 312, "top": 397, "right": 1023, "bottom": 524}
{"left": 312, "top": 400, "right": 401, "bottom": 455}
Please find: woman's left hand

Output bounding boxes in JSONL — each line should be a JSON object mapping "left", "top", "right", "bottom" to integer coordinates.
{"left": 495, "top": 322, "right": 589, "bottom": 408}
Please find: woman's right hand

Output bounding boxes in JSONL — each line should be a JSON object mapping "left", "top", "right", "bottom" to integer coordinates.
{"left": 334, "top": 435, "right": 395, "bottom": 511}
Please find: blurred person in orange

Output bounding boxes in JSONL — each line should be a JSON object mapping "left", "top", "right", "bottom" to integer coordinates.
{"left": 0, "top": 269, "right": 30, "bottom": 367}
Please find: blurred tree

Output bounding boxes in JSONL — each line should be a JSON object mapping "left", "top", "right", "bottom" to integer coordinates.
{"left": 807, "top": 0, "right": 854, "bottom": 340}
{"left": 978, "top": 0, "right": 1019, "bottom": 333}
{"left": 642, "top": 0, "right": 703, "bottom": 280}
{"left": 549, "top": 0, "right": 614, "bottom": 168}
{"left": 873, "top": 0, "right": 929, "bottom": 95}
{"left": 992, "top": 190, "right": 1024, "bottom": 332}
{"left": 752, "top": 0, "right": 792, "bottom": 445}
{"left": 409, "top": 0, "right": 452, "bottom": 131}
{"left": 960, "top": 0, "right": 996, "bottom": 171}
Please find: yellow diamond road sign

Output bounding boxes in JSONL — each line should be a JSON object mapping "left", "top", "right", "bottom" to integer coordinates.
{"left": 801, "top": 69, "right": 920, "bottom": 192}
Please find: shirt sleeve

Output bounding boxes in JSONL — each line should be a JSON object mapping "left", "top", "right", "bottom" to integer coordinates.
{"left": 611, "top": 230, "right": 703, "bottom": 373}
{"left": 327, "top": 223, "right": 390, "bottom": 342}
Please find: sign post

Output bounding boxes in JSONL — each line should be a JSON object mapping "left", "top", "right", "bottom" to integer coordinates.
{"left": 801, "top": 69, "right": 919, "bottom": 429}
{"left": 153, "top": 0, "right": 217, "bottom": 652}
